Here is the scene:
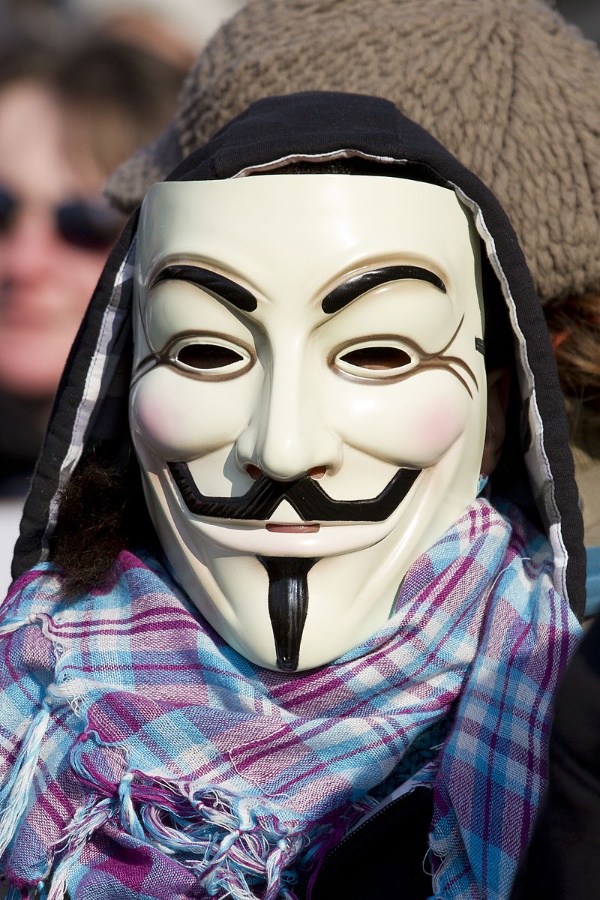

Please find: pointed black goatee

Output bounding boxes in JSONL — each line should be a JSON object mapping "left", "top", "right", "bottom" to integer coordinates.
{"left": 257, "top": 556, "right": 318, "bottom": 672}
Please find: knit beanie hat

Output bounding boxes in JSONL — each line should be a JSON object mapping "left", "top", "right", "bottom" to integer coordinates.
{"left": 105, "top": 0, "right": 600, "bottom": 305}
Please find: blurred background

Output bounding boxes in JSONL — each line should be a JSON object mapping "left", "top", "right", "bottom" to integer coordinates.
{"left": 554, "top": 0, "right": 600, "bottom": 42}
{"left": 4, "top": 0, "right": 596, "bottom": 54}
{"left": 0, "top": 0, "right": 247, "bottom": 61}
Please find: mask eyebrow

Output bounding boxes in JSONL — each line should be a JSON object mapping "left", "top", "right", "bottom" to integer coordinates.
{"left": 321, "top": 265, "right": 447, "bottom": 314}
{"left": 153, "top": 264, "right": 258, "bottom": 312}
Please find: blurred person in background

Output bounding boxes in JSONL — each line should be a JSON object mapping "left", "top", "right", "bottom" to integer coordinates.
{"left": 0, "top": 33, "right": 186, "bottom": 596}
{"left": 0, "top": 0, "right": 248, "bottom": 70}
{"left": 64, "top": 0, "right": 248, "bottom": 69}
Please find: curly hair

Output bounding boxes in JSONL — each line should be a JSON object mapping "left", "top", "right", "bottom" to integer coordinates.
{"left": 545, "top": 292, "right": 600, "bottom": 417}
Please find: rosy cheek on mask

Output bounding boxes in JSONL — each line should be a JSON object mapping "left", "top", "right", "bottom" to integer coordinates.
{"left": 413, "top": 403, "right": 466, "bottom": 462}
{"left": 131, "top": 384, "right": 183, "bottom": 457}
{"left": 330, "top": 373, "right": 471, "bottom": 470}
{"left": 130, "top": 370, "right": 252, "bottom": 460}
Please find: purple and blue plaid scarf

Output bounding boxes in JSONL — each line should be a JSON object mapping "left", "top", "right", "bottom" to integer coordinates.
{"left": 0, "top": 499, "right": 580, "bottom": 900}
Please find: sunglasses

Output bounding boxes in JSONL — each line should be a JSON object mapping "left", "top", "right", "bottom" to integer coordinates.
{"left": 0, "top": 185, "right": 125, "bottom": 251}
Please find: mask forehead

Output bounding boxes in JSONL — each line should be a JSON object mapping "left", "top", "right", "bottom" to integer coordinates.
{"left": 135, "top": 175, "right": 482, "bottom": 330}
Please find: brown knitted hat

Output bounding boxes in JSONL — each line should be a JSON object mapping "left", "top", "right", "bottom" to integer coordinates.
{"left": 106, "top": 0, "right": 600, "bottom": 304}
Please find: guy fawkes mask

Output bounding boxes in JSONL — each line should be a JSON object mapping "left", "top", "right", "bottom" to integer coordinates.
{"left": 130, "top": 175, "right": 487, "bottom": 671}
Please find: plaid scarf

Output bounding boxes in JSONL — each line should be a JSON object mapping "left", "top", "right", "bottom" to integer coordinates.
{"left": 0, "top": 499, "right": 579, "bottom": 900}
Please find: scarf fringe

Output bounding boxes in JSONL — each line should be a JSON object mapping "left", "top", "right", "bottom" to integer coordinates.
{"left": 135, "top": 779, "right": 308, "bottom": 900}
{"left": 51, "top": 766, "right": 324, "bottom": 900}
{"left": 6, "top": 888, "right": 28, "bottom": 900}
{"left": 47, "top": 797, "right": 114, "bottom": 900}
{"left": 0, "top": 702, "right": 51, "bottom": 857}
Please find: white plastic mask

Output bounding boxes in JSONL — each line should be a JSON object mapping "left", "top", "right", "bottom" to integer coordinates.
{"left": 130, "top": 175, "right": 487, "bottom": 671}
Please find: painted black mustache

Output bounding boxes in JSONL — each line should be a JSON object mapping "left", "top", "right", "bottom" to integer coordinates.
{"left": 167, "top": 462, "right": 422, "bottom": 523}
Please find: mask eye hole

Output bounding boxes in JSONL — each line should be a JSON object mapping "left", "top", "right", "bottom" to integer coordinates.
{"left": 168, "top": 336, "right": 254, "bottom": 379}
{"left": 333, "top": 339, "right": 416, "bottom": 380}
{"left": 178, "top": 344, "right": 243, "bottom": 369}
{"left": 340, "top": 346, "right": 411, "bottom": 370}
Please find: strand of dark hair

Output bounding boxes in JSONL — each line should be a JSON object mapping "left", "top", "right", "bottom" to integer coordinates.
{"left": 49, "top": 445, "right": 157, "bottom": 597}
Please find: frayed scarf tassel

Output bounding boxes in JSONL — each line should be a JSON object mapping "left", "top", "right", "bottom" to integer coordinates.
{"left": 42, "top": 766, "right": 309, "bottom": 900}
{"left": 140, "top": 800, "right": 298, "bottom": 899}
{"left": 6, "top": 888, "right": 25, "bottom": 900}
{"left": 46, "top": 797, "right": 114, "bottom": 900}
{"left": 0, "top": 702, "right": 51, "bottom": 857}
{"left": 263, "top": 838, "right": 305, "bottom": 900}
{"left": 118, "top": 772, "right": 145, "bottom": 840}
{"left": 200, "top": 830, "right": 305, "bottom": 900}
{"left": 114, "top": 777, "right": 310, "bottom": 900}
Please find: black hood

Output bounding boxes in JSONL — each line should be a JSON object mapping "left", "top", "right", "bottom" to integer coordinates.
{"left": 12, "top": 91, "right": 585, "bottom": 617}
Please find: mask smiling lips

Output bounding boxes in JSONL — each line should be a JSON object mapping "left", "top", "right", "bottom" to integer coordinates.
{"left": 130, "top": 174, "right": 487, "bottom": 671}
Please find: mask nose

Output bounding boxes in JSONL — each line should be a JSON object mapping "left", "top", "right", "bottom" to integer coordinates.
{"left": 235, "top": 349, "right": 342, "bottom": 481}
